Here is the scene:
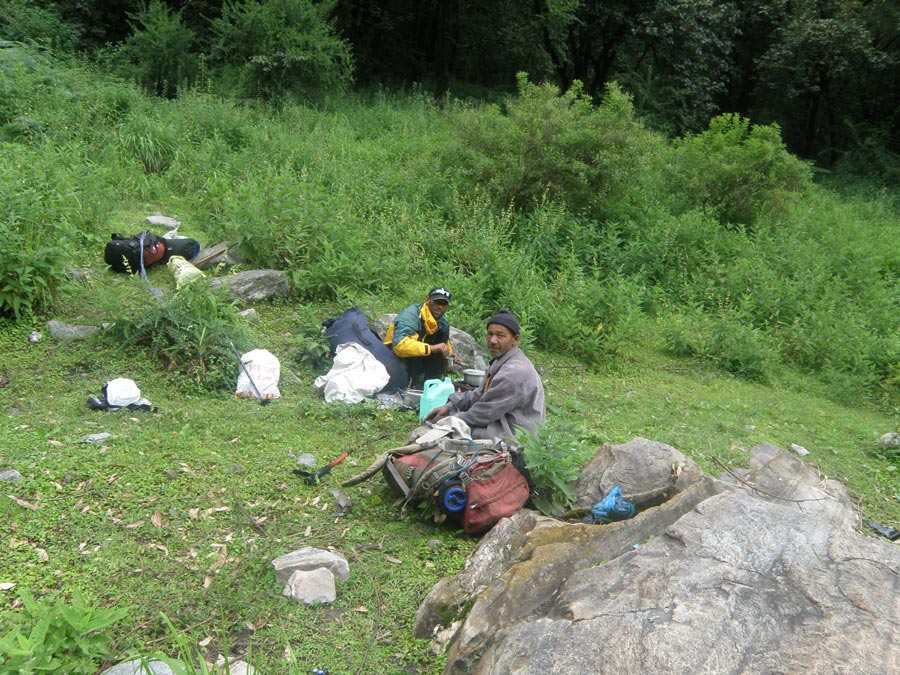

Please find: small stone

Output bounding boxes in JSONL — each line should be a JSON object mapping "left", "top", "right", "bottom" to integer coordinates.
{"left": 0, "top": 468, "right": 23, "bottom": 482}
{"left": 282, "top": 568, "right": 336, "bottom": 604}
{"left": 145, "top": 214, "right": 180, "bottom": 229}
{"left": 81, "top": 432, "right": 112, "bottom": 444}
{"left": 789, "top": 443, "right": 809, "bottom": 457}
{"left": 28, "top": 331, "right": 41, "bottom": 343}
{"left": 296, "top": 453, "right": 317, "bottom": 470}
{"left": 271, "top": 547, "right": 350, "bottom": 584}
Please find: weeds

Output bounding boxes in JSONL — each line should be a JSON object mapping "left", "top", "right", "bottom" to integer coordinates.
{"left": 103, "top": 282, "right": 247, "bottom": 391}
{"left": 516, "top": 420, "right": 589, "bottom": 516}
{"left": 0, "top": 590, "right": 127, "bottom": 675}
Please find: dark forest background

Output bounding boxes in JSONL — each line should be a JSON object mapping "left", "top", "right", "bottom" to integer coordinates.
{"left": 3, "top": 0, "right": 898, "bottom": 180}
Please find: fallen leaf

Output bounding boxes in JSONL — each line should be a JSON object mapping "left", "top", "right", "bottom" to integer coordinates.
{"left": 151, "top": 511, "right": 163, "bottom": 528}
{"left": 198, "top": 636, "right": 213, "bottom": 647}
{"left": 36, "top": 548, "right": 49, "bottom": 562}
{"left": 153, "top": 544, "right": 169, "bottom": 556}
{"left": 385, "top": 556, "right": 403, "bottom": 564}
{"left": 126, "top": 521, "right": 144, "bottom": 529}
{"left": 304, "top": 525, "right": 312, "bottom": 537}
{"left": 48, "top": 439, "right": 63, "bottom": 446}
{"left": 0, "top": 582, "right": 15, "bottom": 591}
{"left": 425, "top": 561, "right": 435, "bottom": 569}
{"left": 188, "top": 507, "right": 200, "bottom": 519}
{"left": 7, "top": 495, "right": 38, "bottom": 510}
{"left": 203, "top": 576, "right": 214, "bottom": 588}
{"left": 351, "top": 606, "right": 369, "bottom": 613}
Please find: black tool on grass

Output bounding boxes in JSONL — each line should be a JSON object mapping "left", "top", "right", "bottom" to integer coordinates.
{"left": 294, "top": 452, "right": 349, "bottom": 485}
{"left": 224, "top": 332, "right": 270, "bottom": 406}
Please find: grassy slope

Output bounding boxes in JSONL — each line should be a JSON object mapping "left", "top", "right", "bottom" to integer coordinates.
{"left": 1, "top": 268, "right": 897, "bottom": 673}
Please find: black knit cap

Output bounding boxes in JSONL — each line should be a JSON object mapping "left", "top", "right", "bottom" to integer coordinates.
{"left": 487, "top": 309, "right": 520, "bottom": 336}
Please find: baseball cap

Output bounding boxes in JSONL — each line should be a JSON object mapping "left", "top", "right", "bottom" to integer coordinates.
{"left": 429, "top": 286, "right": 451, "bottom": 303}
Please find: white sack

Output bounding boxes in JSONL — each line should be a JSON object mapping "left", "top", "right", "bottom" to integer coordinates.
{"left": 236, "top": 348, "right": 281, "bottom": 400}
{"left": 105, "top": 378, "right": 141, "bottom": 407}
{"left": 314, "top": 342, "right": 389, "bottom": 404}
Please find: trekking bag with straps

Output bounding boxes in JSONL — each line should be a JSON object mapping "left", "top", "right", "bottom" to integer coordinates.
{"left": 104, "top": 231, "right": 168, "bottom": 274}
{"left": 381, "top": 438, "right": 530, "bottom": 535}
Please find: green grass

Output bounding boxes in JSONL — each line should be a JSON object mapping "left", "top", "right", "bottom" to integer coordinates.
{"left": 1, "top": 43, "right": 898, "bottom": 673}
{"left": 1, "top": 270, "right": 897, "bottom": 673}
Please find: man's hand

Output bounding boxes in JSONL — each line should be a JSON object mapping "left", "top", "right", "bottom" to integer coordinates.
{"left": 430, "top": 342, "right": 450, "bottom": 357}
{"left": 425, "top": 405, "right": 450, "bottom": 423}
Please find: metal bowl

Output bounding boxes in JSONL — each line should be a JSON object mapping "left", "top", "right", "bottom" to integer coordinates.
{"left": 462, "top": 369, "right": 485, "bottom": 387}
{"left": 403, "top": 388, "right": 423, "bottom": 407}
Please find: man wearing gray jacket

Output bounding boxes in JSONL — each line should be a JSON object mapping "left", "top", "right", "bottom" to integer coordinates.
{"left": 425, "top": 309, "right": 545, "bottom": 442}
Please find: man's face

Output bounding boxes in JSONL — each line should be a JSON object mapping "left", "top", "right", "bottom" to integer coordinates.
{"left": 426, "top": 297, "right": 449, "bottom": 319}
{"left": 486, "top": 324, "right": 519, "bottom": 358}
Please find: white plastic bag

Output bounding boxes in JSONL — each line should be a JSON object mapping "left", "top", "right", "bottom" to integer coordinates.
{"left": 104, "top": 378, "right": 152, "bottom": 409}
{"left": 235, "top": 349, "right": 281, "bottom": 400}
{"left": 314, "top": 342, "right": 389, "bottom": 403}
{"left": 167, "top": 255, "right": 205, "bottom": 289}
{"left": 105, "top": 378, "right": 141, "bottom": 407}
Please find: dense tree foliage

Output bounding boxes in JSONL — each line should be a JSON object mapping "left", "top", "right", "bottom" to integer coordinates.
{"left": 0, "top": 0, "right": 895, "bottom": 172}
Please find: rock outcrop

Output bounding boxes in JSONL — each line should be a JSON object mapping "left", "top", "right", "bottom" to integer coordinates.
{"left": 416, "top": 440, "right": 900, "bottom": 674}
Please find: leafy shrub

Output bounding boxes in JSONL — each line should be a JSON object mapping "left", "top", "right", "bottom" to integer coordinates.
{"left": 442, "top": 74, "right": 663, "bottom": 221}
{"left": 104, "top": 283, "right": 247, "bottom": 391}
{"left": 0, "top": 143, "right": 80, "bottom": 318}
{"left": 668, "top": 114, "right": 813, "bottom": 226}
{"left": 113, "top": 0, "right": 199, "bottom": 98}
{"left": 0, "top": 589, "right": 127, "bottom": 675}
{"left": 663, "top": 311, "right": 778, "bottom": 383}
{"left": 0, "top": 0, "right": 78, "bottom": 52}
{"left": 209, "top": 0, "right": 354, "bottom": 100}
{"left": 516, "top": 419, "right": 587, "bottom": 516}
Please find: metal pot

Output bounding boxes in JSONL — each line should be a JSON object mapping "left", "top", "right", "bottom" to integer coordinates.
{"left": 462, "top": 369, "right": 485, "bottom": 387}
{"left": 403, "top": 388, "right": 423, "bottom": 408}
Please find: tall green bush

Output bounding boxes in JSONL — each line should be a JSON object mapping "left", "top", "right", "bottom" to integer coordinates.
{"left": 209, "top": 0, "right": 354, "bottom": 100}
{"left": 113, "top": 0, "right": 199, "bottom": 98}
{"left": 442, "top": 74, "right": 663, "bottom": 222}
{"left": 0, "top": 0, "right": 78, "bottom": 52}
{"left": 668, "top": 114, "right": 813, "bottom": 226}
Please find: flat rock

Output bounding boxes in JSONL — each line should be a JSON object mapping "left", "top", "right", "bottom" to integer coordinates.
{"left": 271, "top": 546, "right": 349, "bottom": 585}
{"left": 209, "top": 269, "right": 290, "bottom": 302}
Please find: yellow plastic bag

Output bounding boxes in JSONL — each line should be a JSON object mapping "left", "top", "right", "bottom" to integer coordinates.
{"left": 167, "top": 255, "right": 205, "bottom": 289}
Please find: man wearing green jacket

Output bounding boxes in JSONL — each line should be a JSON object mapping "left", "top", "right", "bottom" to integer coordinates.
{"left": 384, "top": 286, "right": 460, "bottom": 388}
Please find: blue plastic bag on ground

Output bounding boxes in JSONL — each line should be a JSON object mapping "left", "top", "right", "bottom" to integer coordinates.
{"left": 589, "top": 486, "right": 635, "bottom": 524}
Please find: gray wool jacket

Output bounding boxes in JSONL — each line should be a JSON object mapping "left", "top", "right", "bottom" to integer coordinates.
{"left": 446, "top": 346, "right": 545, "bottom": 442}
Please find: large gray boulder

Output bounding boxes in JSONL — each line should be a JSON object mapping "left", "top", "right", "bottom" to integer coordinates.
{"left": 418, "top": 441, "right": 900, "bottom": 674}
{"left": 208, "top": 269, "right": 290, "bottom": 303}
